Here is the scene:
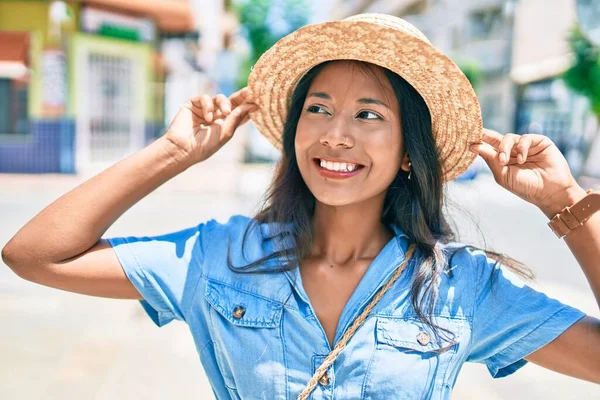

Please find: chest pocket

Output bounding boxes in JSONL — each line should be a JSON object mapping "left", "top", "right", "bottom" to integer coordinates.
{"left": 362, "top": 316, "right": 466, "bottom": 400}
{"left": 204, "top": 278, "right": 283, "bottom": 328}
{"left": 203, "top": 278, "right": 286, "bottom": 398}
{"left": 376, "top": 316, "right": 463, "bottom": 353}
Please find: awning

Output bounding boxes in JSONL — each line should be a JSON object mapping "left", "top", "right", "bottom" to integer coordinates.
{"left": 75, "top": 0, "right": 196, "bottom": 33}
{"left": 510, "top": 55, "right": 572, "bottom": 85}
{"left": 0, "top": 32, "right": 30, "bottom": 79}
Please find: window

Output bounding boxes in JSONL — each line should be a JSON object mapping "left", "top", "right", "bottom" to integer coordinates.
{"left": 481, "top": 93, "right": 503, "bottom": 131}
{"left": 452, "top": 25, "right": 462, "bottom": 49}
{"left": 468, "top": 7, "right": 504, "bottom": 40}
{"left": 0, "top": 77, "right": 29, "bottom": 134}
{"left": 0, "top": 32, "right": 30, "bottom": 135}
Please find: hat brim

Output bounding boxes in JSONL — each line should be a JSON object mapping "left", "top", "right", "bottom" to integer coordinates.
{"left": 247, "top": 20, "right": 483, "bottom": 182}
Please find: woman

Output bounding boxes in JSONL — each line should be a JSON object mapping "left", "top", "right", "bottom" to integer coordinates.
{"left": 3, "top": 14, "right": 599, "bottom": 399}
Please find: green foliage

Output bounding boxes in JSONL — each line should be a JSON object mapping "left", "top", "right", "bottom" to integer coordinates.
{"left": 234, "top": 0, "right": 308, "bottom": 88}
{"left": 455, "top": 58, "right": 483, "bottom": 92}
{"left": 562, "top": 26, "right": 600, "bottom": 117}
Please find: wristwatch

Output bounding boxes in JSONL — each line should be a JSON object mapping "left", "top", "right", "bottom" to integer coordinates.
{"left": 548, "top": 189, "right": 600, "bottom": 238}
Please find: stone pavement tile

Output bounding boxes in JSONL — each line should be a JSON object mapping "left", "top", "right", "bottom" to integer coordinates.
{"left": 94, "top": 319, "right": 213, "bottom": 400}
{"left": 0, "top": 286, "right": 214, "bottom": 400}
{"left": 579, "top": 175, "right": 600, "bottom": 191}
{"left": 452, "top": 363, "right": 505, "bottom": 400}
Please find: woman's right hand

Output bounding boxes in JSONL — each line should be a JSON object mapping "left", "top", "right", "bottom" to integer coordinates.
{"left": 2, "top": 90, "right": 258, "bottom": 300}
{"left": 165, "top": 87, "right": 258, "bottom": 165}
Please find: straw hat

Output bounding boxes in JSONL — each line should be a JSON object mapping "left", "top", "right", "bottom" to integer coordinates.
{"left": 247, "top": 13, "right": 483, "bottom": 182}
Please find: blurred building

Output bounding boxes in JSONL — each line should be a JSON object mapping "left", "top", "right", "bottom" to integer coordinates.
{"left": 0, "top": 0, "right": 196, "bottom": 174}
{"left": 511, "top": 0, "right": 598, "bottom": 177}
{"left": 331, "top": 0, "right": 427, "bottom": 19}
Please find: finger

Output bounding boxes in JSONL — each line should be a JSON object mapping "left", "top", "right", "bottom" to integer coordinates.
{"left": 470, "top": 142, "right": 499, "bottom": 167}
{"left": 239, "top": 100, "right": 259, "bottom": 125}
{"left": 214, "top": 94, "right": 231, "bottom": 116}
{"left": 182, "top": 97, "right": 204, "bottom": 120}
{"left": 239, "top": 112, "right": 252, "bottom": 126}
{"left": 222, "top": 102, "right": 259, "bottom": 134}
{"left": 212, "top": 109, "right": 225, "bottom": 121}
{"left": 481, "top": 128, "right": 504, "bottom": 148}
{"left": 515, "top": 134, "right": 533, "bottom": 164}
{"left": 195, "top": 94, "right": 214, "bottom": 122}
{"left": 229, "top": 87, "right": 249, "bottom": 108}
{"left": 498, "top": 134, "right": 519, "bottom": 165}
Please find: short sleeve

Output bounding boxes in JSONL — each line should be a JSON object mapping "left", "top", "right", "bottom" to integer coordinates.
{"left": 465, "top": 249, "right": 587, "bottom": 378}
{"left": 107, "top": 223, "right": 208, "bottom": 327}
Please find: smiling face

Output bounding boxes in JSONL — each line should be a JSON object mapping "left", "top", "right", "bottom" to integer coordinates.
{"left": 295, "top": 61, "right": 409, "bottom": 207}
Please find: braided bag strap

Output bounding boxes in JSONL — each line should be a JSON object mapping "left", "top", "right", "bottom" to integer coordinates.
{"left": 297, "top": 244, "right": 416, "bottom": 400}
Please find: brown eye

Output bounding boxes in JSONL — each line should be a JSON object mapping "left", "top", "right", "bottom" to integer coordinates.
{"left": 306, "top": 105, "right": 329, "bottom": 114}
{"left": 356, "top": 110, "right": 381, "bottom": 120}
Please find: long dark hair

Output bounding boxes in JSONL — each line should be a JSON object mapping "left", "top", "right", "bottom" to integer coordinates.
{"left": 228, "top": 60, "right": 533, "bottom": 348}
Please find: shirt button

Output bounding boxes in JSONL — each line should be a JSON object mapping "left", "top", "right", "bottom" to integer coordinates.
{"left": 417, "top": 331, "right": 430, "bottom": 346}
{"left": 232, "top": 306, "right": 246, "bottom": 319}
{"left": 318, "top": 372, "right": 330, "bottom": 386}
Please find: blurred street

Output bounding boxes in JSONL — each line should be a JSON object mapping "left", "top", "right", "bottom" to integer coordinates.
{"left": 1, "top": 169, "right": 599, "bottom": 400}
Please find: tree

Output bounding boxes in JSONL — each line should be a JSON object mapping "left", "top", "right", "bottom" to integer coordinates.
{"left": 234, "top": 0, "right": 308, "bottom": 88}
{"left": 562, "top": 26, "right": 600, "bottom": 118}
{"left": 562, "top": 25, "right": 600, "bottom": 177}
{"left": 455, "top": 58, "right": 483, "bottom": 92}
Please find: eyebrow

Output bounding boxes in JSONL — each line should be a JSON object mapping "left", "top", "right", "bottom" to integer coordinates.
{"left": 357, "top": 97, "right": 390, "bottom": 109}
{"left": 307, "top": 92, "right": 390, "bottom": 109}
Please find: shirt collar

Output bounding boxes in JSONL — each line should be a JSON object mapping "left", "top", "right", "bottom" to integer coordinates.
{"left": 261, "top": 219, "right": 414, "bottom": 349}
{"left": 388, "top": 221, "right": 410, "bottom": 240}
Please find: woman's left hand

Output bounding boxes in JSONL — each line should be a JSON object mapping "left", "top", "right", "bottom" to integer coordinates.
{"left": 470, "top": 129, "right": 586, "bottom": 217}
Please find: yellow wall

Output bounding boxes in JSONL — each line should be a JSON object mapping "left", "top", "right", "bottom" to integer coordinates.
{"left": 0, "top": 1, "right": 49, "bottom": 35}
{"left": 0, "top": 1, "right": 80, "bottom": 118}
{"left": 0, "top": 1, "right": 79, "bottom": 44}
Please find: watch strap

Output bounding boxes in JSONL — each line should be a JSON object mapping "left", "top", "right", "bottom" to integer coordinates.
{"left": 548, "top": 190, "right": 600, "bottom": 238}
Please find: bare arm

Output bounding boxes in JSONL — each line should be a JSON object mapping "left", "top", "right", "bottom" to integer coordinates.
{"left": 472, "top": 130, "right": 600, "bottom": 383}
{"left": 1, "top": 90, "right": 256, "bottom": 299}
{"left": 524, "top": 188, "right": 600, "bottom": 383}
{"left": 1, "top": 137, "right": 190, "bottom": 298}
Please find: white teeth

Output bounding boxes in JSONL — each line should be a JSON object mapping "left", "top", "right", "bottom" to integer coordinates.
{"left": 319, "top": 159, "right": 359, "bottom": 172}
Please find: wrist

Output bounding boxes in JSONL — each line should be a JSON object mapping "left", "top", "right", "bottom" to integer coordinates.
{"left": 538, "top": 184, "right": 588, "bottom": 219}
{"left": 158, "top": 135, "right": 197, "bottom": 170}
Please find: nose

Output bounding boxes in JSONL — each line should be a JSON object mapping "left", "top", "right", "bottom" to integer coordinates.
{"left": 319, "top": 120, "right": 354, "bottom": 148}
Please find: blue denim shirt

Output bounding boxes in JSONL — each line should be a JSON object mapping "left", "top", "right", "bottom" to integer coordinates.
{"left": 108, "top": 215, "right": 586, "bottom": 400}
